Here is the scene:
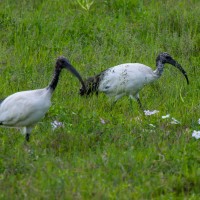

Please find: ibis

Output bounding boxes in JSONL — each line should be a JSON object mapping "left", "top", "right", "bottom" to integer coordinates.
{"left": 0, "top": 56, "right": 85, "bottom": 141}
{"left": 79, "top": 52, "right": 189, "bottom": 108}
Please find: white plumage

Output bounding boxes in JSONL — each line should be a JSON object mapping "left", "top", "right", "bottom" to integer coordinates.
{"left": 0, "top": 90, "right": 51, "bottom": 127}
{"left": 80, "top": 52, "right": 189, "bottom": 108}
{"left": 0, "top": 57, "right": 85, "bottom": 141}
{"left": 98, "top": 63, "right": 156, "bottom": 101}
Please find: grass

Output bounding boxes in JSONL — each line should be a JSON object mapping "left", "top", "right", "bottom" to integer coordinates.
{"left": 0, "top": 0, "right": 200, "bottom": 199}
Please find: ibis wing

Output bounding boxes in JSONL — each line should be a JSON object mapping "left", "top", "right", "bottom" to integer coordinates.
{"left": 0, "top": 98, "right": 5, "bottom": 104}
{"left": 0, "top": 89, "right": 51, "bottom": 127}
{"left": 98, "top": 63, "right": 155, "bottom": 97}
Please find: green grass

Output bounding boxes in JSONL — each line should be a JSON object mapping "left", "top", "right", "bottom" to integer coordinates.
{"left": 0, "top": 0, "right": 200, "bottom": 199}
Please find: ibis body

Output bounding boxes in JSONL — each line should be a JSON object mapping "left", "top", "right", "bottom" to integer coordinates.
{"left": 0, "top": 57, "right": 85, "bottom": 141}
{"left": 80, "top": 53, "right": 189, "bottom": 108}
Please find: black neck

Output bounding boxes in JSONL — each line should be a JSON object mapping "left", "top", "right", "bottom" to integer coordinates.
{"left": 154, "top": 60, "right": 164, "bottom": 77}
{"left": 47, "top": 68, "right": 61, "bottom": 91}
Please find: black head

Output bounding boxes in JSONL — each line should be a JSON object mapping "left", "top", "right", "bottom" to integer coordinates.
{"left": 79, "top": 77, "right": 93, "bottom": 96}
{"left": 56, "top": 56, "right": 86, "bottom": 89}
{"left": 56, "top": 56, "right": 72, "bottom": 70}
{"left": 79, "top": 75, "right": 100, "bottom": 96}
{"left": 79, "top": 87, "right": 85, "bottom": 96}
{"left": 156, "top": 52, "right": 189, "bottom": 84}
{"left": 156, "top": 52, "right": 175, "bottom": 64}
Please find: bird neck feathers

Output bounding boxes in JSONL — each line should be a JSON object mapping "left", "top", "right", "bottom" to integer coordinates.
{"left": 154, "top": 60, "right": 164, "bottom": 77}
{"left": 47, "top": 68, "right": 62, "bottom": 92}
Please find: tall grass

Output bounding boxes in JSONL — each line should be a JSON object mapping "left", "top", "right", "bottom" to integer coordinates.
{"left": 0, "top": 0, "right": 200, "bottom": 199}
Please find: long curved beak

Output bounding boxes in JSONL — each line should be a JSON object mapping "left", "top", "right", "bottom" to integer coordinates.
{"left": 175, "top": 63, "right": 189, "bottom": 85}
{"left": 63, "top": 61, "right": 86, "bottom": 90}
{"left": 169, "top": 59, "right": 189, "bottom": 85}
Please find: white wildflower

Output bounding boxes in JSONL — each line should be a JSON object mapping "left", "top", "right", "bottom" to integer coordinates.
{"left": 192, "top": 130, "right": 200, "bottom": 139}
{"left": 144, "top": 110, "right": 159, "bottom": 116}
{"left": 100, "top": 118, "right": 106, "bottom": 124}
{"left": 51, "top": 120, "right": 64, "bottom": 130}
{"left": 170, "top": 117, "right": 181, "bottom": 124}
{"left": 162, "top": 114, "right": 170, "bottom": 119}
{"left": 149, "top": 124, "right": 156, "bottom": 128}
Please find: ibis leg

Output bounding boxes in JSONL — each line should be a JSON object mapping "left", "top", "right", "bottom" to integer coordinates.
{"left": 129, "top": 94, "right": 143, "bottom": 110}
{"left": 136, "top": 97, "right": 143, "bottom": 110}
{"left": 134, "top": 93, "right": 143, "bottom": 110}
{"left": 25, "top": 133, "right": 30, "bottom": 142}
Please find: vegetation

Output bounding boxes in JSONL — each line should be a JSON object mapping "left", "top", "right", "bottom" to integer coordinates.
{"left": 0, "top": 0, "right": 200, "bottom": 199}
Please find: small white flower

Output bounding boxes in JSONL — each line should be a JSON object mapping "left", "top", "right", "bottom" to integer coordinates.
{"left": 144, "top": 110, "right": 159, "bottom": 116}
{"left": 162, "top": 114, "right": 170, "bottom": 119}
{"left": 149, "top": 124, "right": 156, "bottom": 128}
{"left": 192, "top": 130, "right": 200, "bottom": 139}
{"left": 51, "top": 120, "right": 64, "bottom": 130}
{"left": 170, "top": 117, "right": 181, "bottom": 124}
{"left": 100, "top": 118, "right": 106, "bottom": 124}
{"left": 198, "top": 119, "right": 200, "bottom": 125}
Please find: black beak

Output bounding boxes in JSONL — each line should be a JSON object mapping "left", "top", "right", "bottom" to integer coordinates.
{"left": 169, "top": 59, "right": 189, "bottom": 85}
{"left": 63, "top": 60, "right": 86, "bottom": 90}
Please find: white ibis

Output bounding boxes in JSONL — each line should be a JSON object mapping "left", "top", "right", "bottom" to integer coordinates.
{"left": 79, "top": 52, "right": 189, "bottom": 108}
{"left": 0, "top": 56, "right": 85, "bottom": 141}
